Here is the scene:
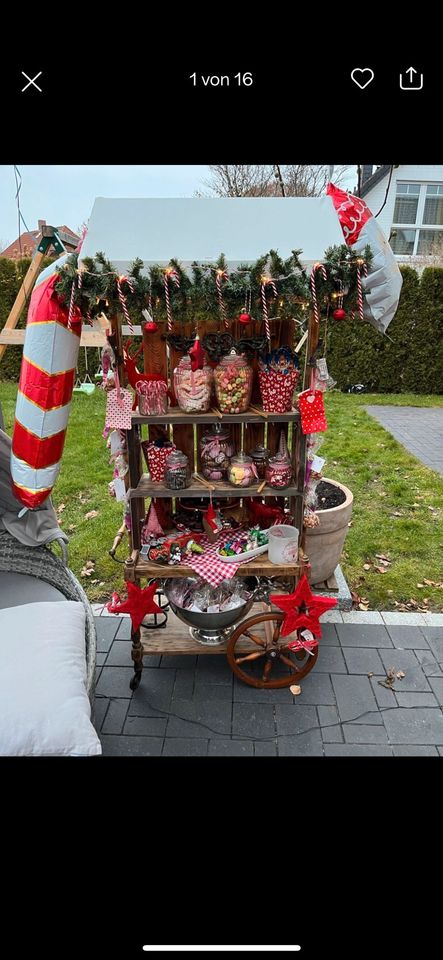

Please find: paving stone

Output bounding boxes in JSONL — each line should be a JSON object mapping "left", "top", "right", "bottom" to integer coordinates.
{"left": 296, "top": 671, "right": 336, "bottom": 705}
{"left": 392, "top": 745, "right": 440, "bottom": 756}
{"left": 101, "top": 698, "right": 130, "bottom": 734}
{"left": 233, "top": 680, "right": 296, "bottom": 703}
{"left": 95, "top": 666, "right": 102, "bottom": 684}
{"left": 349, "top": 711, "right": 383, "bottom": 725}
{"left": 275, "top": 703, "right": 319, "bottom": 737}
{"left": 414, "top": 648, "right": 443, "bottom": 678}
{"left": 421, "top": 614, "right": 443, "bottom": 626}
{"left": 342, "top": 647, "right": 384, "bottom": 675}
{"left": 378, "top": 649, "right": 431, "bottom": 692}
{"left": 115, "top": 618, "right": 132, "bottom": 640}
{"left": 319, "top": 610, "right": 343, "bottom": 623}
{"left": 317, "top": 705, "right": 343, "bottom": 743}
{"left": 316, "top": 646, "right": 347, "bottom": 673}
{"left": 96, "top": 651, "right": 108, "bottom": 666}
{"left": 383, "top": 708, "right": 443, "bottom": 744}
{"left": 254, "top": 741, "right": 278, "bottom": 756}
{"left": 324, "top": 744, "right": 393, "bottom": 756}
{"left": 94, "top": 696, "right": 109, "bottom": 731}
{"left": 95, "top": 667, "right": 134, "bottom": 698}
{"left": 96, "top": 617, "right": 121, "bottom": 652}
{"left": 278, "top": 731, "right": 324, "bottom": 756}
{"left": 381, "top": 612, "right": 427, "bottom": 626}
{"left": 337, "top": 623, "right": 393, "bottom": 648}
{"left": 331, "top": 675, "right": 378, "bottom": 722}
{"left": 395, "top": 692, "right": 439, "bottom": 708}
{"left": 105, "top": 641, "right": 133, "bottom": 667}
{"left": 208, "top": 739, "right": 253, "bottom": 756}
{"left": 342, "top": 611, "right": 384, "bottom": 624}
{"left": 438, "top": 748, "right": 443, "bottom": 757}
{"left": 123, "top": 715, "right": 168, "bottom": 737}
{"left": 193, "top": 679, "right": 233, "bottom": 701}
{"left": 386, "top": 626, "right": 430, "bottom": 649}
{"left": 317, "top": 623, "right": 340, "bottom": 645}
{"left": 166, "top": 699, "right": 231, "bottom": 739}
{"left": 162, "top": 739, "right": 208, "bottom": 756}
{"left": 232, "top": 703, "right": 275, "bottom": 739}
{"left": 128, "top": 670, "right": 175, "bottom": 715}
{"left": 173, "top": 670, "right": 195, "bottom": 700}
{"left": 196, "top": 657, "right": 234, "bottom": 682}
{"left": 427, "top": 678, "right": 443, "bottom": 705}
{"left": 420, "top": 630, "right": 443, "bottom": 662}
{"left": 343, "top": 724, "right": 389, "bottom": 744}
{"left": 160, "top": 655, "right": 197, "bottom": 669}
{"left": 101, "top": 736, "right": 164, "bottom": 756}
{"left": 144, "top": 655, "right": 161, "bottom": 668}
{"left": 371, "top": 677, "right": 397, "bottom": 709}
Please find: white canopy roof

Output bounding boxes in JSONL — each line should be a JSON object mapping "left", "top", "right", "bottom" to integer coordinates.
{"left": 80, "top": 196, "right": 344, "bottom": 271}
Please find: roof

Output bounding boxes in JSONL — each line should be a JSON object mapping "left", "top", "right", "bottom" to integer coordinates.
{"left": 360, "top": 165, "right": 393, "bottom": 198}
{"left": 80, "top": 197, "right": 345, "bottom": 271}
{"left": 0, "top": 225, "right": 80, "bottom": 260}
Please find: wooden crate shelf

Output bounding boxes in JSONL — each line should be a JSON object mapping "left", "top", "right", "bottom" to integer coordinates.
{"left": 131, "top": 406, "right": 300, "bottom": 426}
{"left": 125, "top": 552, "right": 304, "bottom": 582}
{"left": 141, "top": 606, "right": 268, "bottom": 656}
{"left": 129, "top": 477, "right": 303, "bottom": 500}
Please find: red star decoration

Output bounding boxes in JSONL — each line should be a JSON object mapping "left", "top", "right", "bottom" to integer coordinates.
{"left": 270, "top": 574, "right": 337, "bottom": 639}
{"left": 106, "top": 581, "right": 161, "bottom": 632}
{"left": 189, "top": 335, "right": 205, "bottom": 372}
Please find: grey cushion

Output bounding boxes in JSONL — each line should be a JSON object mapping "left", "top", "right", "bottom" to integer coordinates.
{"left": 0, "top": 572, "right": 66, "bottom": 609}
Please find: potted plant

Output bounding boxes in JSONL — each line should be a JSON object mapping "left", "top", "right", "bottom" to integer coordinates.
{"left": 304, "top": 478, "right": 353, "bottom": 584}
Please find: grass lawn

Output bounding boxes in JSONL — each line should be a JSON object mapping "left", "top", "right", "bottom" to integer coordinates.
{"left": 1, "top": 382, "right": 443, "bottom": 610}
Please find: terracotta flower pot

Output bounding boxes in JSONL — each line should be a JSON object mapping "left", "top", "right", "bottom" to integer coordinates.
{"left": 305, "top": 478, "right": 353, "bottom": 584}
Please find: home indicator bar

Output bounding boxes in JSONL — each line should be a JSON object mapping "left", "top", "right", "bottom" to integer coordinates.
{"left": 143, "top": 948, "right": 302, "bottom": 953}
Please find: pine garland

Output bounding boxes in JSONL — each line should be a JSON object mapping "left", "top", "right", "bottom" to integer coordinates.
{"left": 54, "top": 245, "right": 373, "bottom": 325}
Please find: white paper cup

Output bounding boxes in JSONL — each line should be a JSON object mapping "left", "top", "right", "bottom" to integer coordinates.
{"left": 268, "top": 525, "right": 299, "bottom": 564}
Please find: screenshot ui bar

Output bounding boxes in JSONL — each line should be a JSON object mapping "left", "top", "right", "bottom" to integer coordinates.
{"left": 143, "top": 948, "right": 302, "bottom": 953}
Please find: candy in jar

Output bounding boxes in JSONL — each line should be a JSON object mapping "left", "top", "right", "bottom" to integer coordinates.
{"left": 199, "top": 423, "right": 234, "bottom": 481}
{"left": 227, "top": 453, "right": 258, "bottom": 488}
{"left": 214, "top": 350, "right": 253, "bottom": 414}
{"left": 250, "top": 443, "right": 270, "bottom": 480}
{"left": 164, "top": 450, "right": 191, "bottom": 490}
{"left": 173, "top": 356, "right": 213, "bottom": 413}
{"left": 265, "top": 453, "right": 293, "bottom": 489}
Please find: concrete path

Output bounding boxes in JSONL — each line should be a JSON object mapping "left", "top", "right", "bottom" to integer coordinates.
{"left": 366, "top": 405, "right": 443, "bottom": 474}
{"left": 92, "top": 609, "right": 443, "bottom": 757}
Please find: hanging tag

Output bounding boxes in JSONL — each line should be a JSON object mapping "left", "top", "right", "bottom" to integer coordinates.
{"left": 109, "top": 430, "right": 123, "bottom": 455}
{"left": 311, "top": 454, "right": 325, "bottom": 473}
{"left": 113, "top": 477, "right": 127, "bottom": 502}
{"left": 316, "top": 358, "right": 329, "bottom": 380}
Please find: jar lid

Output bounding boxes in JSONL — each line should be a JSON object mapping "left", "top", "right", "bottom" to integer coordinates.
{"left": 177, "top": 356, "right": 211, "bottom": 371}
{"left": 201, "top": 423, "right": 230, "bottom": 442}
{"left": 231, "top": 452, "right": 252, "bottom": 464}
{"left": 250, "top": 444, "right": 270, "bottom": 460}
{"left": 268, "top": 453, "right": 291, "bottom": 466}
{"left": 166, "top": 449, "right": 188, "bottom": 466}
{"left": 220, "top": 350, "right": 247, "bottom": 365}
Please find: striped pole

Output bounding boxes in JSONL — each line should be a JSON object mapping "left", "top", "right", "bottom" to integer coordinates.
{"left": 216, "top": 269, "right": 229, "bottom": 329}
{"left": 117, "top": 275, "right": 134, "bottom": 335}
{"left": 356, "top": 260, "right": 368, "bottom": 321}
{"left": 310, "top": 262, "right": 327, "bottom": 324}
{"left": 260, "top": 277, "right": 278, "bottom": 344}
{"left": 164, "top": 268, "right": 180, "bottom": 332}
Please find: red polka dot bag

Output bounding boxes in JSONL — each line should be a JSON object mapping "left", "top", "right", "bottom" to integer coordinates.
{"left": 297, "top": 388, "right": 328, "bottom": 435}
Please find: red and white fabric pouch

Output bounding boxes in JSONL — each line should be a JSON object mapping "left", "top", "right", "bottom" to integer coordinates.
{"left": 297, "top": 388, "right": 328, "bottom": 435}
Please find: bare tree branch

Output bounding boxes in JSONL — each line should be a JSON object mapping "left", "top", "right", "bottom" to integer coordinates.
{"left": 199, "top": 164, "right": 351, "bottom": 198}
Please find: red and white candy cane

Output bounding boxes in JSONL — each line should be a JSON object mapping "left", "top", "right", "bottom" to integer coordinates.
{"left": 260, "top": 276, "right": 278, "bottom": 343}
{"left": 310, "top": 262, "right": 327, "bottom": 323}
{"left": 117, "top": 275, "right": 135, "bottom": 335}
{"left": 164, "top": 268, "right": 181, "bottom": 332}
{"left": 216, "top": 268, "right": 229, "bottom": 330}
{"left": 356, "top": 259, "right": 368, "bottom": 321}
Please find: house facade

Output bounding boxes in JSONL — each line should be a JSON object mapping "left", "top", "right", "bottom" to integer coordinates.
{"left": 0, "top": 220, "right": 80, "bottom": 260}
{"left": 360, "top": 165, "right": 443, "bottom": 260}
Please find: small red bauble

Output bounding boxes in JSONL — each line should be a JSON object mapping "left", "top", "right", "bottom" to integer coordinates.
{"left": 239, "top": 312, "right": 251, "bottom": 325}
{"left": 145, "top": 321, "right": 159, "bottom": 333}
{"left": 332, "top": 308, "right": 346, "bottom": 321}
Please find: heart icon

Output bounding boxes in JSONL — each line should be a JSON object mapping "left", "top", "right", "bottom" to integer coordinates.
{"left": 351, "top": 67, "right": 374, "bottom": 90}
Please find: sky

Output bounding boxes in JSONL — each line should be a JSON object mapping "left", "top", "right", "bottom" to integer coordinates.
{"left": 0, "top": 165, "right": 358, "bottom": 245}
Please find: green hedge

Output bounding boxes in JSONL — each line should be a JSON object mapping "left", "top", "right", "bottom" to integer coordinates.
{"left": 1, "top": 259, "right": 443, "bottom": 393}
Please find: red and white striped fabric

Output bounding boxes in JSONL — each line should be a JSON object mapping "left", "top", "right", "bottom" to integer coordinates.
{"left": 11, "top": 271, "right": 81, "bottom": 509}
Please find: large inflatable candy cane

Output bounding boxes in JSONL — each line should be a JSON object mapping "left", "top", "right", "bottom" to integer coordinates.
{"left": 327, "top": 182, "right": 403, "bottom": 334}
{"left": 11, "top": 257, "right": 81, "bottom": 509}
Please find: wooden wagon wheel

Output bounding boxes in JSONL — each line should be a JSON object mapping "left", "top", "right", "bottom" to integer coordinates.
{"left": 226, "top": 611, "right": 318, "bottom": 689}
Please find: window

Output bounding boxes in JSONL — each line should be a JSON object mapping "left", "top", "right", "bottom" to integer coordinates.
{"left": 417, "top": 229, "right": 443, "bottom": 254}
{"left": 423, "top": 184, "right": 443, "bottom": 225}
{"left": 390, "top": 180, "right": 443, "bottom": 256}
{"left": 393, "top": 183, "right": 420, "bottom": 224}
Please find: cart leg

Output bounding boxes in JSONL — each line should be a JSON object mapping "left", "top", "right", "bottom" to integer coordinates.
{"left": 130, "top": 627, "right": 143, "bottom": 690}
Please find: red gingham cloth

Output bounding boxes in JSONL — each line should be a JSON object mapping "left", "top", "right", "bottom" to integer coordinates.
{"left": 186, "top": 531, "right": 260, "bottom": 586}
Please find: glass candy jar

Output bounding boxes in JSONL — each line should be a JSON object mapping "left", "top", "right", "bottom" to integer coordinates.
{"left": 199, "top": 423, "right": 234, "bottom": 482}
{"left": 250, "top": 443, "right": 270, "bottom": 480}
{"left": 228, "top": 453, "right": 258, "bottom": 488}
{"left": 173, "top": 356, "right": 213, "bottom": 413}
{"left": 164, "top": 450, "right": 191, "bottom": 491}
{"left": 214, "top": 350, "right": 253, "bottom": 414}
{"left": 265, "top": 453, "right": 293, "bottom": 489}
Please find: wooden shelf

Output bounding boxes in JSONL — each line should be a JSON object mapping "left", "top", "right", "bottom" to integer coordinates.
{"left": 125, "top": 553, "right": 304, "bottom": 582}
{"left": 141, "top": 606, "right": 267, "bottom": 656}
{"left": 129, "top": 478, "right": 302, "bottom": 500}
{"left": 131, "top": 406, "right": 300, "bottom": 426}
